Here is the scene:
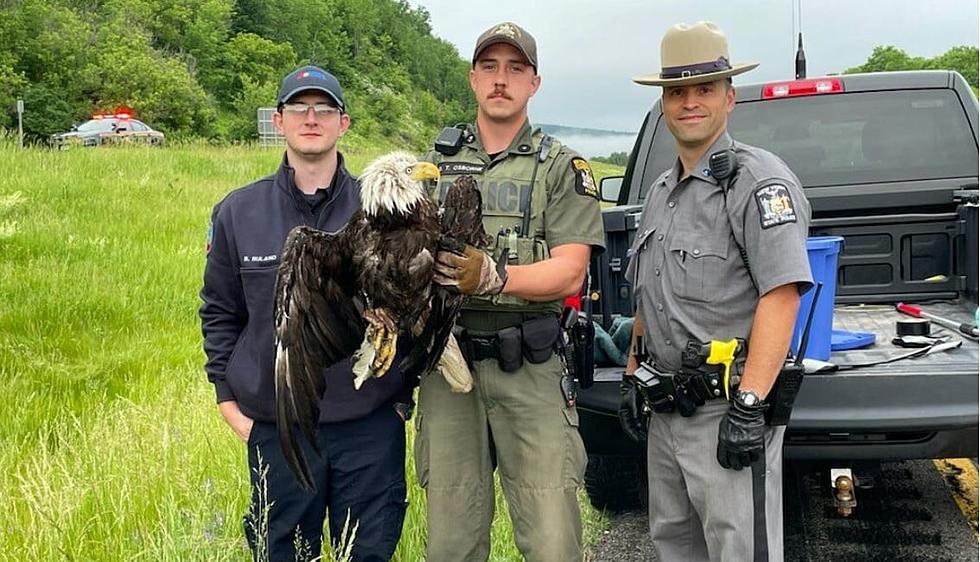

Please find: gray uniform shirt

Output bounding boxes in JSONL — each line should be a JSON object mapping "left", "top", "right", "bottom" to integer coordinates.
{"left": 626, "top": 131, "right": 813, "bottom": 370}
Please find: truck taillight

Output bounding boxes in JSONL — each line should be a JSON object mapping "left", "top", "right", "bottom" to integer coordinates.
{"left": 763, "top": 78, "right": 843, "bottom": 98}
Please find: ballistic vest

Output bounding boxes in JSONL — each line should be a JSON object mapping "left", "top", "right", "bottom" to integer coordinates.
{"left": 426, "top": 122, "right": 563, "bottom": 314}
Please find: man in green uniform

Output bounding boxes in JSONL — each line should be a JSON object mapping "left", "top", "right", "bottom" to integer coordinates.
{"left": 415, "top": 21, "right": 605, "bottom": 562}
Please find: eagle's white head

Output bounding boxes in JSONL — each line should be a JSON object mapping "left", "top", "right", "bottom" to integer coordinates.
{"left": 358, "top": 151, "right": 441, "bottom": 216}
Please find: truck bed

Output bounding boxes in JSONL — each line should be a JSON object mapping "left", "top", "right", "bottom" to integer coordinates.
{"left": 828, "top": 301, "right": 978, "bottom": 374}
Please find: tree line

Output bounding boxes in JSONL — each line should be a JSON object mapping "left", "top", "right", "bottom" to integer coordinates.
{"left": 844, "top": 45, "right": 978, "bottom": 86}
{"left": 0, "top": 0, "right": 475, "bottom": 145}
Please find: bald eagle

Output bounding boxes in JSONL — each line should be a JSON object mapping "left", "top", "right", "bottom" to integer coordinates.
{"left": 274, "top": 151, "right": 485, "bottom": 490}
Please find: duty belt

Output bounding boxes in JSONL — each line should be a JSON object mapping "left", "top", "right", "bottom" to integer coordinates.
{"left": 632, "top": 360, "right": 741, "bottom": 417}
{"left": 468, "top": 335, "right": 500, "bottom": 362}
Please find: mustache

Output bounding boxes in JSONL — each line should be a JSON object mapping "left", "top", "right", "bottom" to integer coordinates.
{"left": 489, "top": 90, "right": 512, "bottom": 100}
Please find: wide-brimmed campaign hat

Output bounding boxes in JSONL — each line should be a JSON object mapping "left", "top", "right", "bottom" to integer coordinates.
{"left": 633, "top": 21, "right": 758, "bottom": 87}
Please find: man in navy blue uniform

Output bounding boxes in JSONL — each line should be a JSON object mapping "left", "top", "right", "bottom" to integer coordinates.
{"left": 199, "top": 65, "right": 414, "bottom": 562}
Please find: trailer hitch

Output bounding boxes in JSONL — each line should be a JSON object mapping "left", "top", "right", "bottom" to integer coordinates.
{"left": 831, "top": 467, "right": 857, "bottom": 517}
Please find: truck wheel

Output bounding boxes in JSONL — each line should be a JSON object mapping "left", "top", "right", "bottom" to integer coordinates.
{"left": 584, "top": 454, "right": 648, "bottom": 512}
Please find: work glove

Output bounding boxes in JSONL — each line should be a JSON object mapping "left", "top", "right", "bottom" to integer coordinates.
{"left": 618, "top": 375, "right": 648, "bottom": 443}
{"left": 716, "top": 394, "right": 768, "bottom": 470}
{"left": 433, "top": 244, "right": 507, "bottom": 296}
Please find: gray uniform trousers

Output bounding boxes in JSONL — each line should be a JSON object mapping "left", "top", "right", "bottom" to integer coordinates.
{"left": 414, "top": 354, "right": 587, "bottom": 562}
{"left": 647, "top": 400, "right": 785, "bottom": 562}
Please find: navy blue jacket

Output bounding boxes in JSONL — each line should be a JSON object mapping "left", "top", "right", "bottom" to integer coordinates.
{"left": 199, "top": 153, "right": 413, "bottom": 423}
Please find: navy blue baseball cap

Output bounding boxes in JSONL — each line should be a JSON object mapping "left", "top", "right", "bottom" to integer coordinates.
{"left": 277, "top": 66, "right": 346, "bottom": 111}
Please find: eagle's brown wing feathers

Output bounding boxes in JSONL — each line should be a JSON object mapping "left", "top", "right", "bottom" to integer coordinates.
{"left": 274, "top": 221, "right": 366, "bottom": 491}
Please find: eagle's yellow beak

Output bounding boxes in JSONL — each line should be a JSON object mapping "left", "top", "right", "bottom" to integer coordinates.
{"left": 410, "top": 161, "right": 441, "bottom": 182}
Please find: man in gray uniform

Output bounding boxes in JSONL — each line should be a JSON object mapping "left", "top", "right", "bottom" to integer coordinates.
{"left": 620, "top": 22, "right": 813, "bottom": 562}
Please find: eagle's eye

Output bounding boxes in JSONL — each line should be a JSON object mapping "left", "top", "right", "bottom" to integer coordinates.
{"left": 405, "top": 166, "right": 413, "bottom": 175}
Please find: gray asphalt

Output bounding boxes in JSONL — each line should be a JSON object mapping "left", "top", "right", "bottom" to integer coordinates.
{"left": 588, "top": 460, "right": 978, "bottom": 562}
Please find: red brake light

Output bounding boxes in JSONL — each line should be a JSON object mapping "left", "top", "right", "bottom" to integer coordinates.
{"left": 762, "top": 78, "right": 843, "bottom": 99}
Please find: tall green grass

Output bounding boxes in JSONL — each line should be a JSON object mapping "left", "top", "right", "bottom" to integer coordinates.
{"left": 0, "top": 141, "right": 620, "bottom": 561}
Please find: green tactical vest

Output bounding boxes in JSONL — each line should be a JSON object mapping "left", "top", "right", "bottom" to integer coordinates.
{"left": 426, "top": 123, "right": 563, "bottom": 315}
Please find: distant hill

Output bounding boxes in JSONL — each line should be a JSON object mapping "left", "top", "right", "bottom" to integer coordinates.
{"left": 537, "top": 123, "right": 637, "bottom": 159}
{"left": 538, "top": 124, "right": 637, "bottom": 137}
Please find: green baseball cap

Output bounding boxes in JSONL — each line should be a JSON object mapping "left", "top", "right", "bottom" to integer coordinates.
{"left": 472, "top": 22, "right": 538, "bottom": 71}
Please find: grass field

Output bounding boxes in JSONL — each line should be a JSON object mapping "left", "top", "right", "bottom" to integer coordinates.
{"left": 0, "top": 139, "right": 623, "bottom": 561}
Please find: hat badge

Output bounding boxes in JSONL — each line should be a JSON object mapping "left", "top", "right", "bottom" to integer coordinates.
{"left": 493, "top": 23, "right": 519, "bottom": 39}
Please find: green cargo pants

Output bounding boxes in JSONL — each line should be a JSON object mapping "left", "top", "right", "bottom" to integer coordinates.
{"left": 414, "top": 353, "right": 587, "bottom": 562}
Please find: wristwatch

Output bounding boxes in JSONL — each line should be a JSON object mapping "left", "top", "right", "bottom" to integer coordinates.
{"left": 734, "top": 389, "right": 763, "bottom": 407}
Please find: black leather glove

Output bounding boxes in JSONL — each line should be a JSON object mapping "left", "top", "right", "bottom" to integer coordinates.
{"left": 716, "top": 391, "right": 768, "bottom": 470}
{"left": 618, "top": 376, "right": 648, "bottom": 443}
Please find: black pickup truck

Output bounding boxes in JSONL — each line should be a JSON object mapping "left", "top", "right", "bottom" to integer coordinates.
{"left": 581, "top": 70, "right": 980, "bottom": 511}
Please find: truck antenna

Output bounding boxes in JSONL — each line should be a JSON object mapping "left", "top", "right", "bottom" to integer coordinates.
{"left": 795, "top": 32, "right": 807, "bottom": 79}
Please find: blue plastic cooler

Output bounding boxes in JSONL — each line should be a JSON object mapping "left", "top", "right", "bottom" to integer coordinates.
{"left": 791, "top": 236, "right": 844, "bottom": 361}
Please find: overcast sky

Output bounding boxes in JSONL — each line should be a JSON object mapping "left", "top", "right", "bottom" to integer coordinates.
{"left": 412, "top": 0, "right": 979, "bottom": 131}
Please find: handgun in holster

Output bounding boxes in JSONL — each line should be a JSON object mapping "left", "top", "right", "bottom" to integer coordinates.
{"left": 555, "top": 309, "right": 578, "bottom": 407}
{"left": 631, "top": 360, "right": 680, "bottom": 415}
{"left": 626, "top": 336, "right": 673, "bottom": 414}
{"left": 560, "top": 305, "right": 595, "bottom": 390}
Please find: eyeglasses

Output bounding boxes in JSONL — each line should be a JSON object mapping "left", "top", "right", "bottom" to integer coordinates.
{"left": 281, "top": 103, "right": 342, "bottom": 117}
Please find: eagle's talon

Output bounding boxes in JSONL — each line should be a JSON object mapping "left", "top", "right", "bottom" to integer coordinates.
{"left": 371, "top": 329, "right": 397, "bottom": 375}
{"left": 370, "top": 323, "right": 385, "bottom": 352}
{"left": 380, "top": 332, "right": 398, "bottom": 374}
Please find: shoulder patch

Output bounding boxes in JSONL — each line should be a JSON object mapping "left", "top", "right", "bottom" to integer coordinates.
{"left": 754, "top": 183, "right": 798, "bottom": 229}
{"left": 570, "top": 158, "right": 598, "bottom": 199}
{"left": 206, "top": 220, "right": 214, "bottom": 254}
{"left": 438, "top": 161, "right": 486, "bottom": 176}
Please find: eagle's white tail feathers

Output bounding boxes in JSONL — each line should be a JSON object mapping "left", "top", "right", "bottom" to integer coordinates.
{"left": 351, "top": 329, "right": 376, "bottom": 390}
{"left": 439, "top": 332, "right": 473, "bottom": 393}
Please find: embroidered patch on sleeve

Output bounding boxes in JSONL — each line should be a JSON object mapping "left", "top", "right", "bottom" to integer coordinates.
{"left": 754, "top": 184, "right": 797, "bottom": 229}
{"left": 571, "top": 158, "right": 598, "bottom": 199}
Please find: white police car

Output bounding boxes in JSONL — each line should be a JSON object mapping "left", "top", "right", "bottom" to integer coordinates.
{"left": 52, "top": 112, "right": 165, "bottom": 148}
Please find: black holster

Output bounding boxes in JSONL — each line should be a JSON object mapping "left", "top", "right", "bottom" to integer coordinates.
{"left": 633, "top": 361, "right": 679, "bottom": 415}
{"left": 561, "top": 307, "right": 595, "bottom": 389}
{"left": 765, "top": 362, "right": 804, "bottom": 426}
